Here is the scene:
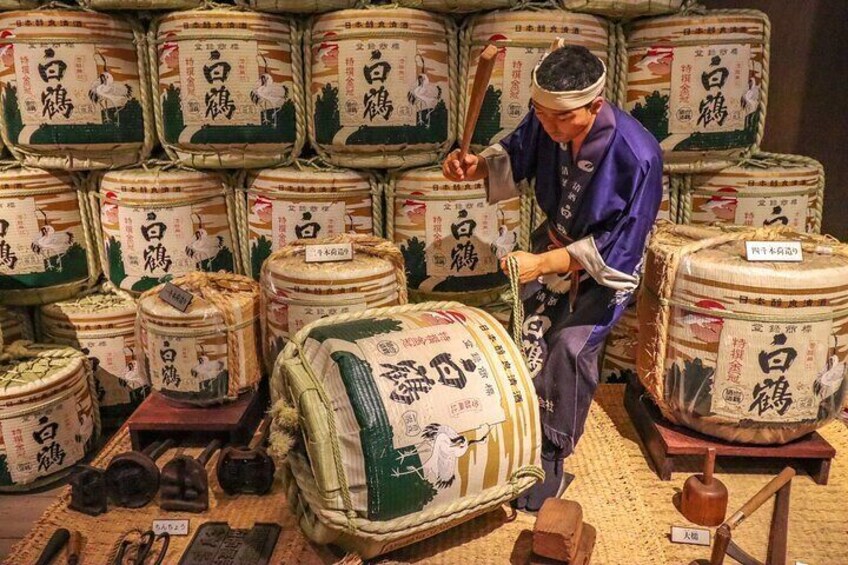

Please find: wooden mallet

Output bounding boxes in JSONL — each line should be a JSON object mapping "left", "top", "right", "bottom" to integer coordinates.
{"left": 458, "top": 44, "right": 499, "bottom": 162}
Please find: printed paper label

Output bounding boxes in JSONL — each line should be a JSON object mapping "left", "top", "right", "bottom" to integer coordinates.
{"left": 148, "top": 334, "right": 225, "bottom": 393}
{"left": 500, "top": 47, "right": 544, "bottom": 129}
{"left": 712, "top": 318, "right": 830, "bottom": 422}
{"left": 425, "top": 199, "right": 498, "bottom": 278}
{"left": 0, "top": 197, "right": 43, "bottom": 275}
{"left": 669, "top": 44, "right": 750, "bottom": 134}
{"left": 670, "top": 526, "right": 711, "bottom": 546}
{"left": 118, "top": 206, "right": 194, "bottom": 278}
{"left": 1, "top": 397, "right": 87, "bottom": 484}
{"left": 735, "top": 195, "right": 808, "bottom": 229}
{"left": 338, "top": 39, "right": 417, "bottom": 127}
{"left": 178, "top": 40, "right": 260, "bottom": 126}
{"left": 82, "top": 336, "right": 134, "bottom": 406}
{"left": 14, "top": 42, "right": 101, "bottom": 126}
{"left": 288, "top": 302, "right": 367, "bottom": 334}
{"left": 153, "top": 519, "right": 190, "bottom": 537}
{"left": 356, "top": 323, "right": 506, "bottom": 450}
{"left": 745, "top": 241, "right": 803, "bottom": 262}
{"left": 272, "top": 200, "right": 346, "bottom": 247}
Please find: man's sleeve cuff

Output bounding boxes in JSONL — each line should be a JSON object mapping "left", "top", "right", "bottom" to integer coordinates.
{"left": 565, "top": 236, "right": 638, "bottom": 292}
{"left": 480, "top": 144, "right": 520, "bottom": 204}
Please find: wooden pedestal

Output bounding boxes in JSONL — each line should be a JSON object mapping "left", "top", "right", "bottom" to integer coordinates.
{"left": 127, "top": 390, "right": 267, "bottom": 451}
{"left": 624, "top": 377, "right": 835, "bottom": 485}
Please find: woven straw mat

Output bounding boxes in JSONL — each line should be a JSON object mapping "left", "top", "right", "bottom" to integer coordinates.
{"left": 6, "top": 385, "right": 848, "bottom": 564}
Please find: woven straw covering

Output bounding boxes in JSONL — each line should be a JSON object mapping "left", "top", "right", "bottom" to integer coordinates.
{"left": 0, "top": 9, "right": 153, "bottom": 170}
{"left": 622, "top": 9, "right": 770, "bottom": 173}
{"left": 0, "top": 166, "right": 99, "bottom": 306}
{"left": 243, "top": 0, "right": 361, "bottom": 14}
{"left": 137, "top": 272, "right": 261, "bottom": 406}
{"left": 638, "top": 222, "right": 848, "bottom": 444}
{"left": 8, "top": 386, "right": 848, "bottom": 564}
{"left": 562, "top": 0, "right": 684, "bottom": 19}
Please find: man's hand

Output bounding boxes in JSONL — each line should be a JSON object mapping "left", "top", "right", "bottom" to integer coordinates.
{"left": 500, "top": 251, "right": 546, "bottom": 284}
{"left": 442, "top": 149, "right": 488, "bottom": 182}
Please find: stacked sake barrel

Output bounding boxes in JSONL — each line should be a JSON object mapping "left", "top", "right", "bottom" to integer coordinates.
{"left": 0, "top": 166, "right": 99, "bottom": 306}
{"left": 260, "top": 234, "right": 406, "bottom": 371}
{"left": 460, "top": 10, "right": 614, "bottom": 151}
{"left": 0, "top": 10, "right": 153, "bottom": 170}
{"left": 39, "top": 291, "right": 147, "bottom": 429}
{"left": 92, "top": 167, "right": 239, "bottom": 295}
{"left": 137, "top": 272, "right": 262, "bottom": 406}
{"left": 0, "top": 343, "right": 99, "bottom": 491}
{"left": 638, "top": 223, "right": 848, "bottom": 444}
{"left": 149, "top": 9, "right": 304, "bottom": 168}
{"left": 386, "top": 166, "right": 525, "bottom": 306}
{"left": 238, "top": 163, "right": 379, "bottom": 279}
{"left": 272, "top": 302, "right": 542, "bottom": 559}
{"left": 0, "top": 307, "right": 33, "bottom": 347}
{"left": 307, "top": 7, "right": 457, "bottom": 168}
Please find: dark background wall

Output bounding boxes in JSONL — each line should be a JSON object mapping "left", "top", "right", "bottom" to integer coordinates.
{"left": 704, "top": 0, "right": 848, "bottom": 241}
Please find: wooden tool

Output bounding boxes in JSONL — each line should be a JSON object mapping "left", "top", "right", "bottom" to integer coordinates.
{"left": 67, "top": 530, "right": 82, "bottom": 565}
{"left": 691, "top": 467, "right": 795, "bottom": 565}
{"left": 681, "top": 447, "right": 728, "bottom": 527}
{"left": 34, "top": 528, "right": 69, "bottom": 565}
{"left": 534, "top": 498, "right": 584, "bottom": 562}
{"left": 458, "top": 44, "right": 499, "bottom": 162}
{"left": 160, "top": 439, "right": 222, "bottom": 512}
{"left": 216, "top": 415, "right": 275, "bottom": 496}
{"left": 106, "top": 438, "right": 175, "bottom": 508}
{"left": 69, "top": 464, "right": 108, "bottom": 516}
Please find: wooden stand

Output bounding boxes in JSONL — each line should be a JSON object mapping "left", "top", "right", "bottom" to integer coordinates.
{"left": 127, "top": 390, "right": 266, "bottom": 451}
{"left": 624, "top": 376, "right": 835, "bottom": 485}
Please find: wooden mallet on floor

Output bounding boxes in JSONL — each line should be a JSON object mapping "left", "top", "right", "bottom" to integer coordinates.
{"left": 458, "top": 44, "right": 499, "bottom": 162}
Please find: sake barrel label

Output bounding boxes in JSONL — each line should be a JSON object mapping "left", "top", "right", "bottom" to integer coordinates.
{"left": 304, "top": 243, "right": 354, "bottom": 263}
{"left": 745, "top": 241, "right": 803, "bottom": 262}
{"left": 82, "top": 335, "right": 135, "bottom": 406}
{"left": 1, "top": 398, "right": 87, "bottom": 484}
{"left": 355, "top": 323, "right": 506, "bottom": 450}
{"left": 148, "top": 333, "right": 226, "bottom": 393}
{"left": 712, "top": 318, "right": 830, "bottom": 422}
{"left": 338, "top": 39, "right": 418, "bottom": 128}
{"left": 0, "top": 197, "right": 43, "bottom": 275}
{"left": 288, "top": 302, "right": 366, "bottom": 334}
{"left": 14, "top": 42, "right": 102, "bottom": 126}
{"left": 425, "top": 199, "right": 498, "bottom": 278}
{"left": 669, "top": 44, "right": 750, "bottom": 135}
{"left": 735, "top": 196, "right": 808, "bottom": 230}
{"left": 500, "top": 47, "right": 544, "bottom": 130}
{"left": 159, "top": 282, "right": 195, "bottom": 313}
{"left": 272, "top": 200, "right": 346, "bottom": 246}
{"left": 178, "top": 40, "right": 261, "bottom": 126}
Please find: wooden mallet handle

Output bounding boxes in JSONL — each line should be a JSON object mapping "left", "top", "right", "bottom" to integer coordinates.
{"left": 459, "top": 44, "right": 499, "bottom": 161}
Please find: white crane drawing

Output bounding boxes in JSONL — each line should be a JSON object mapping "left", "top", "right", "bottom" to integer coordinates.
{"left": 391, "top": 423, "right": 491, "bottom": 489}
{"left": 251, "top": 54, "right": 289, "bottom": 127}
{"left": 185, "top": 213, "right": 224, "bottom": 268}
{"left": 89, "top": 53, "right": 134, "bottom": 126}
{"left": 407, "top": 54, "right": 442, "bottom": 128}
{"left": 31, "top": 210, "right": 74, "bottom": 271}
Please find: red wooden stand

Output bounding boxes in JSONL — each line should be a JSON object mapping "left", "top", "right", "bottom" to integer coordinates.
{"left": 127, "top": 390, "right": 266, "bottom": 451}
{"left": 624, "top": 376, "right": 835, "bottom": 485}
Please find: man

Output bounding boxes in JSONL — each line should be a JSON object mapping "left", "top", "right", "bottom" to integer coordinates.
{"left": 442, "top": 43, "right": 663, "bottom": 510}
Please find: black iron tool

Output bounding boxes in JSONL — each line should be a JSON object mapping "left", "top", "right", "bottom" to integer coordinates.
{"left": 178, "top": 522, "right": 281, "bottom": 565}
{"left": 70, "top": 464, "right": 108, "bottom": 516}
{"left": 159, "top": 439, "right": 222, "bottom": 512}
{"left": 106, "top": 439, "right": 175, "bottom": 508}
{"left": 35, "top": 528, "right": 70, "bottom": 565}
{"left": 216, "top": 415, "right": 275, "bottom": 496}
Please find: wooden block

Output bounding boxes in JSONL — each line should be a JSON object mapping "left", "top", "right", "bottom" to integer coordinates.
{"left": 571, "top": 524, "right": 596, "bottom": 565}
{"left": 533, "top": 499, "right": 584, "bottom": 563}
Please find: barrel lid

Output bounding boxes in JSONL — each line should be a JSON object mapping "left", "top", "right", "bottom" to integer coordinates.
{"left": 247, "top": 166, "right": 371, "bottom": 195}
{"left": 40, "top": 292, "right": 137, "bottom": 332}
{"left": 0, "top": 345, "right": 86, "bottom": 399}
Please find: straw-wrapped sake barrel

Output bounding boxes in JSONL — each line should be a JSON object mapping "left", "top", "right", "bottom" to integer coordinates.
{"left": 601, "top": 304, "right": 638, "bottom": 383}
{"left": 138, "top": 272, "right": 261, "bottom": 406}
{"left": 0, "top": 343, "right": 98, "bottom": 492}
{"left": 244, "top": 0, "right": 361, "bottom": 14}
{"left": 638, "top": 223, "right": 848, "bottom": 444}
{"left": 676, "top": 152, "right": 824, "bottom": 234}
{"left": 94, "top": 167, "right": 239, "bottom": 295}
{"left": 624, "top": 10, "right": 770, "bottom": 169}
{"left": 307, "top": 8, "right": 456, "bottom": 168}
{"left": 0, "top": 306, "right": 33, "bottom": 346}
{"left": 0, "top": 166, "right": 98, "bottom": 306}
{"left": 150, "top": 9, "right": 304, "bottom": 168}
{"left": 397, "top": 0, "right": 513, "bottom": 14}
{"left": 240, "top": 163, "right": 379, "bottom": 279}
{"left": 0, "top": 10, "right": 152, "bottom": 170}
{"left": 260, "top": 234, "right": 406, "bottom": 371}
{"left": 39, "top": 292, "right": 147, "bottom": 429}
{"left": 82, "top": 0, "right": 200, "bottom": 9}
{"left": 388, "top": 167, "right": 524, "bottom": 306}
{"left": 272, "top": 302, "right": 543, "bottom": 559}
{"left": 562, "top": 0, "right": 684, "bottom": 19}
{"left": 461, "top": 10, "right": 613, "bottom": 152}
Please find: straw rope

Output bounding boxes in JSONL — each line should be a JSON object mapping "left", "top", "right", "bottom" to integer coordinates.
{"left": 639, "top": 221, "right": 848, "bottom": 418}
{"left": 139, "top": 272, "right": 260, "bottom": 400}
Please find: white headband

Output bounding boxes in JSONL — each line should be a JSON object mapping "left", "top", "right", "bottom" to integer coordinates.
{"left": 530, "top": 38, "right": 606, "bottom": 112}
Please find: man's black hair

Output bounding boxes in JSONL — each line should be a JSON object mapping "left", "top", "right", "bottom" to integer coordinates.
{"left": 535, "top": 45, "right": 604, "bottom": 92}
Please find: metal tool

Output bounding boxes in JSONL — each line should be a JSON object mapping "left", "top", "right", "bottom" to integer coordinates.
{"left": 35, "top": 528, "right": 69, "bottom": 565}
{"left": 216, "top": 416, "right": 275, "bottom": 496}
{"left": 458, "top": 44, "right": 499, "bottom": 162}
{"left": 111, "top": 530, "right": 170, "bottom": 565}
{"left": 70, "top": 464, "right": 108, "bottom": 516}
{"left": 159, "top": 439, "right": 222, "bottom": 512}
{"left": 681, "top": 448, "right": 729, "bottom": 527}
{"left": 178, "top": 523, "right": 281, "bottom": 565}
{"left": 106, "top": 438, "right": 175, "bottom": 508}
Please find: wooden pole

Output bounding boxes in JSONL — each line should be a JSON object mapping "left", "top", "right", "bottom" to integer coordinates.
{"left": 459, "top": 44, "right": 499, "bottom": 162}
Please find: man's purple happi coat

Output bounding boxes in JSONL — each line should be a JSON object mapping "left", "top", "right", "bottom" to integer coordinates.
{"left": 481, "top": 102, "right": 663, "bottom": 459}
